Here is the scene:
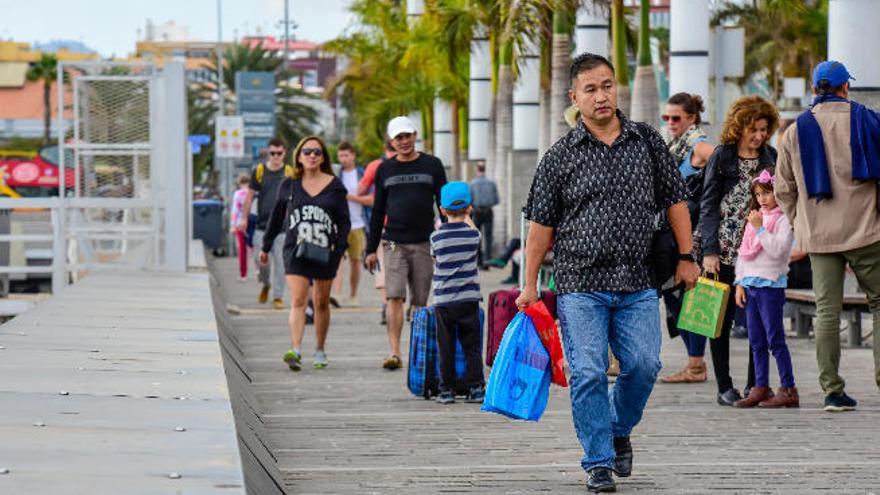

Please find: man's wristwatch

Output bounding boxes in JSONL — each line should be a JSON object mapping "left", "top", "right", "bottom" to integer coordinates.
{"left": 678, "top": 253, "right": 696, "bottom": 263}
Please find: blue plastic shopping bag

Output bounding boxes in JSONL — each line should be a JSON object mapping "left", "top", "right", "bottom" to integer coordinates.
{"left": 481, "top": 312, "right": 552, "bottom": 422}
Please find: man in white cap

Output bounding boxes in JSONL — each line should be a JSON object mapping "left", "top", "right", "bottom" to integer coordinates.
{"left": 365, "top": 116, "right": 447, "bottom": 370}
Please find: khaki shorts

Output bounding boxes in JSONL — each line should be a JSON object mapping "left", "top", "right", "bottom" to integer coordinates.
{"left": 345, "top": 228, "right": 365, "bottom": 260}
{"left": 383, "top": 241, "right": 432, "bottom": 306}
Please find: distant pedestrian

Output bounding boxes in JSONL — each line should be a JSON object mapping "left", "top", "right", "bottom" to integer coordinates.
{"left": 358, "top": 140, "right": 396, "bottom": 324}
{"left": 333, "top": 141, "right": 369, "bottom": 307}
{"left": 660, "top": 92, "right": 716, "bottom": 385}
{"left": 698, "top": 95, "right": 779, "bottom": 406}
{"left": 230, "top": 173, "right": 251, "bottom": 282}
{"left": 733, "top": 170, "right": 798, "bottom": 408}
{"left": 260, "top": 136, "right": 350, "bottom": 371}
{"left": 518, "top": 52, "right": 699, "bottom": 493}
{"left": 430, "top": 181, "right": 485, "bottom": 405}
{"left": 239, "top": 137, "right": 295, "bottom": 310}
{"left": 365, "top": 116, "right": 447, "bottom": 370}
{"left": 775, "top": 60, "right": 880, "bottom": 412}
{"left": 468, "top": 162, "right": 499, "bottom": 268}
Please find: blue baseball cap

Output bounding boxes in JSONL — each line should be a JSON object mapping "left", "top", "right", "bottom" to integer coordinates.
{"left": 440, "top": 181, "right": 471, "bottom": 211}
{"left": 812, "top": 60, "right": 855, "bottom": 88}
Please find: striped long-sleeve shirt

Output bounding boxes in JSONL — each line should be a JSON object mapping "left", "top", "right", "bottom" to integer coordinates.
{"left": 429, "top": 222, "right": 482, "bottom": 307}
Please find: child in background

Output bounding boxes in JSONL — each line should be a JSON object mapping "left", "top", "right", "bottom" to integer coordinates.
{"left": 230, "top": 173, "right": 251, "bottom": 282}
{"left": 733, "top": 170, "right": 798, "bottom": 408}
{"left": 430, "top": 182, "right": 485, "bottom": 405}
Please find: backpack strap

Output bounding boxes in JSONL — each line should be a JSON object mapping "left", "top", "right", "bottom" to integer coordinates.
{"left": 284, "top": 164, "right": 295, "bottom": 178}
{"left": 255, "top": 163, "right": 265, "bottom": 185}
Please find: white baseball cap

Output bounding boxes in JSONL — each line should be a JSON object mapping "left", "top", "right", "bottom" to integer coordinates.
{"left": 387, "top": 116, "right": 417, "bottom": 139}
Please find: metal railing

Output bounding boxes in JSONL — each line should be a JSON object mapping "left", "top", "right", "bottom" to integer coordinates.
{"left": 0, "top": 198, "right": 65, "bottom": 294}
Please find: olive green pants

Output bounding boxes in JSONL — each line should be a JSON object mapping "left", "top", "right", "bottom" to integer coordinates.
{"left": 810, "top": 240, "right": 880, "bottom": 394}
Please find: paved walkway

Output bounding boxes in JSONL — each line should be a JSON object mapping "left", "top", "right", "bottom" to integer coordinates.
{"left": 213, "top": 256, "right": 880, "bottom": 494}
{"left": 0, "top": 271, "right": 243, "bottom": 494}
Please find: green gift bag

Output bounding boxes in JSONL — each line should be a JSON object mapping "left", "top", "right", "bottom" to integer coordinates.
{"left": 677, "top": 276, "right": 730, "bottom": 339}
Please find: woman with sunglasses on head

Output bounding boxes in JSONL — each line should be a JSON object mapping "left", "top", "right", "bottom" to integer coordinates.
{"left": 698, "top": 96, "right": 780, "bottom": 406}
{"left": 260, "top": 136, "right": 351, "bottom": 371}
{"left": 659, "top": 93, "right": 717, "bottom": 385}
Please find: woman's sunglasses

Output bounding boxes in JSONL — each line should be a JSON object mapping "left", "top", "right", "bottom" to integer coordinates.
{"left": 301, "top": 147, "right": 323, "bottom": 157}
{"left": 661, "top": 115, "right": 682, "bottom": 123}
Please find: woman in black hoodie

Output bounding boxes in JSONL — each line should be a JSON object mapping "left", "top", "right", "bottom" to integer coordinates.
{"left": 698, "top": 96, "right": 779, "bottom": 406}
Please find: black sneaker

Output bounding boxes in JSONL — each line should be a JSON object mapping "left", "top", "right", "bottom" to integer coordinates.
{"left": 612, "top": 436, "right": 632, "bottom": 478}
{"left": 824, "top": 392, "right": 857, "bottom": 412}
{"left": 436, "top": 390, "right": 455, "bottom": 404}
{"left": 717, "top": 387, "right": 742, "bottom": 406}
{"left": 465, "top": 385, "right": 485, "bottom": 403}
{"left": 380, "top": 304, "right": 387, "bottom": 325}
{"left": 586, "top": 467, "right": 616, "bottom": 493}
{"left": 731, "top": 325, "right": 748, "bottom": 339}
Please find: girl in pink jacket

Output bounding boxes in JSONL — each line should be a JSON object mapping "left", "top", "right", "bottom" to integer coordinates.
{"left": 733, "top": 170, "right": 798, "bottom": 408}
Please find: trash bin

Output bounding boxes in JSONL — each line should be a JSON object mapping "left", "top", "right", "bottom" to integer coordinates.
{"left": 193, "top": 199, "right": 225, "bottom": 251}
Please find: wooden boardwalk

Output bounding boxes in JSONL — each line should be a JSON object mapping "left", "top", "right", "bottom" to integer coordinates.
{"left": 211, "top": 256, "right": 880, "bottom": 494}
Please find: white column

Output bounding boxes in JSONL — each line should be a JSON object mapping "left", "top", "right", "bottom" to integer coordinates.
{"left": 406, "top": 0, "right": 424, "bottom": 19}
{"left": 829, "top": 0, "right": 880, "bottom": 107}
{"left": 576, "top": 4, "right": 609, "bottom": 57}
{"left": 513, "top": 41, "right": 540, "bottom": 151}
{"left": 433, "top": 99, "right": 454, "bottom": 168}
{"left": 669, "top": 0, "right": 709, "bottom": 119}
{"left": 468, "top": 34, "right": 491, "bottom": 160}
{"left": 407, "top": 111, "right": 424, "bottom": 151}
{"left": 161, "top": 62, "right": 188, "bottom": 272}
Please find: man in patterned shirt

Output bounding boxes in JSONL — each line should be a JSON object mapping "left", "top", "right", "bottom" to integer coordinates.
{"left": 517, "top": 52, "right": 700, "bottom": 493}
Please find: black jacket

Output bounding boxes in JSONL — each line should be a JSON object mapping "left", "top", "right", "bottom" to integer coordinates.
{"left": 698, "top": 143, "right": 777, "bottom": 256}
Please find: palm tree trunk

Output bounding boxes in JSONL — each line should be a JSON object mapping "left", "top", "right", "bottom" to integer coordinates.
{"left": 630, "top": 0, "right": 659, "bottom": 126}
{"left": 43, "top": 80, "right": 52, "bottom": 145}
{"left": 550, "top": 9, "right": 573, "bottom": 143}
{"left": 539, "top": 34, "right": 552, "bottom": 154}
{"left": 493, "top": 44, "right": 513, "bottom": 254}
{"left": 612, "top": 0, "right": 631, "bottom": 116}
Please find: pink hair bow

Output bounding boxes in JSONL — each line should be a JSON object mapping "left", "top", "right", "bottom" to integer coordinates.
{"left": 753, "top": 169, "right": 775, "bottom": 185}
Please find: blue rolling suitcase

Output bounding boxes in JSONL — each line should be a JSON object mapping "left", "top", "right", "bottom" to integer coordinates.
{"left": 407, "top": 306, "right": 484, "bottom": 399}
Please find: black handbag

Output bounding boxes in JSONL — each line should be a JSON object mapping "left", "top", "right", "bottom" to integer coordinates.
{"left": 294, "top": 239, "right": 331, "bottom": 265}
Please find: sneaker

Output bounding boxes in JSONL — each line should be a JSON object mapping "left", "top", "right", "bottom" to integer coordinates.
{"left": 313, "top": 351, "right": 328, "bottom": 369}
{"left": 824, "top": 392, "right": 857, "bottom": 412}
{"left": 487, "top": 258, "right": 507, "bottom": 268}
{"left": 239, "top": 276, "right": 248, "bottom": 283}
{"left": 465, "top": 385, "right": 485, "bottom": 403}
{"left": 716, "top": 387, "right": 743, "bottom": 406}
{"left": 436, "top": 390, "right": 455, "bottom": 404}
{"left": 283, "top": 349, "right": 302, "bottom": 371}
{"left": 501, "top": 275, "right": 518, "bottom": 285}
{"left": 348, "top": 296, "right": 360, "bottom": 307}
{"left": 380, "top": 304, "right": 387, "bottom": 325}
{"left": 329, "top": 296, "right": 341, "bottom": 308}
{"left": 272, "top": 298, "right": 284, "bottom": 310}
{"left": 586, "top": 467, "right": 616, "bottom": 493}
{"left": 306, "top": 301, "right": 314, "bottom": 325}
{"left": 382, "top": 355, "right": 402, "bottom": 370}
{"left": 731, "top": 325, "right": 748, "bottom": 339}
{"left": 612, "top": 436, "right": 633, "bottom": 478}
{"left": 259, "top": 285, "right": 270, "bottom": 304}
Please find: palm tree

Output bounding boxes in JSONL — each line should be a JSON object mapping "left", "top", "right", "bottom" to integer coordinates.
{"left": 26, "top": 54, "right": 59, "bottom": 146}
{"left": 611, "top": 0, "right": 630, "bottom": 116}
{"left": 549, "top": 3, "right": 576, "bottom": 143}
{"left": 713, "top": 0, "right": 827, "bottom": 101}
{"left": 629, "top": 0, "right": 659, "bottom": 126}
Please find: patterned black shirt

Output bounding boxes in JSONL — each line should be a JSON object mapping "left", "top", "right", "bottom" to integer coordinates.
{"left": 525, "top": 113, "right": 687, "bottom": 294}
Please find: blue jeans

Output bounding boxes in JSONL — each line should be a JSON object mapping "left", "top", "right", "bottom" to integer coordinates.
{"left": 558, "top": 290, "right": 662, "bottom": 472}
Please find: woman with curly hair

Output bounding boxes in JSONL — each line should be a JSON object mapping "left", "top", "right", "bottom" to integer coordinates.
{"left": 261, "top": 136, "right": 351, "bottom": 371}
{"left": 698, "top": 96, "right": 779, "bottom": 406}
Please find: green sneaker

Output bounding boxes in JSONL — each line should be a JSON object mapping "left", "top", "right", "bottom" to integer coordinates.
{"left": 313, "top": 351, "right": 329, "bottom": 369}
{"left": 283, "top": 349, "right": 302, "bottom": 371}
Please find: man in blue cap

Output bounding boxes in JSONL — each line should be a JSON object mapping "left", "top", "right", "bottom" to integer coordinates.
{"left": 776, "top": 60, "right": 880, "bottom": 412}
{"left": 429, "top": 181, "right": 485, "bottom": 405}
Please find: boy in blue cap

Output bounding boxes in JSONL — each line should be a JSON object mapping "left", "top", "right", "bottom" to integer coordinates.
{"left": 430, "top": 181, "right": 485, "bottom": 404}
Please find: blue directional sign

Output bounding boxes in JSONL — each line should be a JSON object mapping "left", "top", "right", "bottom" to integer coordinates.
{"left": 235, "top": 72, "right": 276, "bottom": 160}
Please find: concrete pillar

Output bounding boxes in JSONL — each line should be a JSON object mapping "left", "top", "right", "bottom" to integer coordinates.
{"left": 576, "top": 4, "right": 609, "bottom": 57}
{"left": 408, "top": 111, "right": 424, "bottom": 152}
{"left": 160, "top": 62, "right": 188, "bottom": 272}
{"left": 511, "top": 41, "right": 541, "bottom": 238}
{"left": 468, "top": 34, "right": 491, "bottom": 160}
{"left": 433, "top": 99, "right": 455, "bottom": 170}
{"left": 829, "top": 0, "right": 880, "bottom": 110}
{"left": 669, "top": 0, "right": 709, "bottom": 120}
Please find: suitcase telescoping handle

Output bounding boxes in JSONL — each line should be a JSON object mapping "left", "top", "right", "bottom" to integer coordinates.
{"left": 519, "top": 210, "right": 543, "bottom": 293}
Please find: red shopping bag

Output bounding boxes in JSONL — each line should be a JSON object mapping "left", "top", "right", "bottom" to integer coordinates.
{"left": 524, "top": 301, "right": 568, "bottom": 387}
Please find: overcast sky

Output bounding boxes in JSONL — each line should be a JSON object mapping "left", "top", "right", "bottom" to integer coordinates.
{"left": 3, "top": 0, "right": 353, "bottom": 57}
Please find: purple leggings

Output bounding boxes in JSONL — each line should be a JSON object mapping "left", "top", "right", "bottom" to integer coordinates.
{"left": 745, "top": 287, "right": 795, "bottom": 388}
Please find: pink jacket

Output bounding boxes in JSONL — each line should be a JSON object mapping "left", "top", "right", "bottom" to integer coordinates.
{"left": 230, "top": 188, "right": 248, "bottom": 228}
{"left": 735, "top": 206, "right": 794, "bottom": 283}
